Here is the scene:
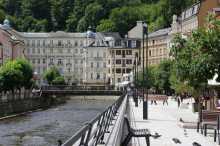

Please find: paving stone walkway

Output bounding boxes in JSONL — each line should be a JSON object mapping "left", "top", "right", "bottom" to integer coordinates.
{"left": 128, "top": 97, "right": 217, "bottom": 146}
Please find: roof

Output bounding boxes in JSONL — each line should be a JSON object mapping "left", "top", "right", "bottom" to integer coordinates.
{"left": 99, "top": 32, "right": 122, "bottom": 40}
{"left": 17, "top": 31, "right": 87, "bottom": 38}
{"left": 148, "top": 28, "right": 171, "bottom": 38}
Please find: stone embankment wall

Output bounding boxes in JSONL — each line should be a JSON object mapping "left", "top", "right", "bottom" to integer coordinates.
{"left": 0, "top": 96, "right": 65, "bottom": 118}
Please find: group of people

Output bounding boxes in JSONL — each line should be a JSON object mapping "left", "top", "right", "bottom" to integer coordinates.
{"left": 150, "top": 95, "right": 169, "bottom": 106}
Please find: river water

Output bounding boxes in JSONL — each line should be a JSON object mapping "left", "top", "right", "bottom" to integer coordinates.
{"left": 0, "top": 98, "right": 115, "bottom": 146}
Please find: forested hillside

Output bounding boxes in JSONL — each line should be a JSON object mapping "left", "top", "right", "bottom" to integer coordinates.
{"left": 0, "top": 0, "right": 196, "bottom": 35}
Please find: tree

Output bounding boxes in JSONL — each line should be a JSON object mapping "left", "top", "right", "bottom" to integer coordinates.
{"left": 43, "top": 67, "right": 60, "bottom": 85}
{"left": 156, "top": 60, "right": 173, "bottom": 95}
{"left": 52, "top": 76, "right": 66, "bottom": 85}
{"left": 96, "top": 19, "right": 116, "bottom": 32}
{"left": 65, "top": 13, "right": 78, "bottom": 32}
{"left": 16, "top": 58, "right": 33, "bottom": 89}
{"left": 0, "top": 60, "right": 23, "bottom": 99}
{"left": 170, "top": 13, "right": 220, "bottom": 100}
{"left": 84, "top": 3, "right": 104, "bottom": 28}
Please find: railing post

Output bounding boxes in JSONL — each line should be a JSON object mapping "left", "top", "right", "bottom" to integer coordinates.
{"left": 84, "top": 123, "right": 93, "bottom": 146}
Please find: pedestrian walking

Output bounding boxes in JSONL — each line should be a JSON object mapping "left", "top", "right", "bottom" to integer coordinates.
{"left": 163, "top": 97, "right": 168, "bottom": 105}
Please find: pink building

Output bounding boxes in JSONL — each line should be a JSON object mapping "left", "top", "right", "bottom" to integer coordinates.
{"left": 0, "top": 19, "right": 25, "bottom": 65}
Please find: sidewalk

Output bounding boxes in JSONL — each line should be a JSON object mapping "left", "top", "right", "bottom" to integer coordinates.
{"left": 128, "top": 97, "right": 217, "bottom": 146}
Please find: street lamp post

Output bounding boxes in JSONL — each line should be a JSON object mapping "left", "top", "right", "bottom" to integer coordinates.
{"left": 143, "top": 22, "right": 148, "bottom": 120}
{"left": 135, "top": 52, "right": 139, "bottom": 107}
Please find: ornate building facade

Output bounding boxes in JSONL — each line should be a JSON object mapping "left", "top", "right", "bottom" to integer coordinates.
{"left": 0, "top": 19, "right": 25, "bottom": 65}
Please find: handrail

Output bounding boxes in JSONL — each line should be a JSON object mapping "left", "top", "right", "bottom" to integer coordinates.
{"left": 61, "top": 94, "right": 126, "bottom": 146}
{"left": 41, "top": 85, "right": 116, "bottom": 91}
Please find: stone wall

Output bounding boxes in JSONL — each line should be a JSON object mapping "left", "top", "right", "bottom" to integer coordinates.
{"left": 0, "top": 97, "right": 56, "bottom": 118}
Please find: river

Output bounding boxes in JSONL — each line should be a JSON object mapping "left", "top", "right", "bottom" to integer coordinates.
{"left": 0, "top": 97, "right": 115, "bottom": 146}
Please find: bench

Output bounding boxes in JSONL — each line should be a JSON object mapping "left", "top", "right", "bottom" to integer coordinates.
{"left": 197, "top": 110, "right": 220, "bottom": 137}
{"left": 121, "top": 116, "right": 161, "bottom": 146}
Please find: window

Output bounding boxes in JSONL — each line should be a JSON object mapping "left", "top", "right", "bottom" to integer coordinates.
{"left": 37, "top": 40, "right": 40, "bottom": 47}
{"left": 75, "top": 60, "right": 78, "bottom": 64}
{"left": 75, "top": 41, "right": 78, "bottom": 46}
{"left": 80, "top": 40, "right": 83, "bottom": 46}
{"left": 96, "top": 73, "right": 100, "bottom": 80}
{"left": 126, "top": 59, "right": 132, "bottom": 64}
{"left": 32, "top": 59, "right": 35, "bottom": 64}
{"left": 123, "top": 69, "right": 126, "bottom": 73}
{"left": 103, "top": 73, "right": 106, "bottom": 80}
{"left": 58, "top": 40, "right": 62, "bottom": 46}
{"left": 43, "top": 48, "right": 45, "bottom": 53}
{"left": 116, "top": 68, "right": 121, "bottom": 74}
{"left": 111, "top": 50, "right": 115, "bottom": 55}
{"left": 38, "top": 59, "right": 40, "bottom": 64}
{"left": 67, "top": 68, "right": 71, "bottom": 73}
{"left": 50, "top": 40, "right": 53, "bottom": 46}
{"left": 118, "top": 78, "right": 121, "bottom": 83}
{"left": 97, "top": 52, "right": 99, "bottom": 57}
{"left": 126, "top": 68, "right": 132, "bottom": 73}
{"left": 91, "top": 62, "right": 93, "bottom": 68}
{"left": 103, "top": 62, "right": 106, "bottom": 68}
{"left": 43, "top": 58, "right": 46, "bottom": 64}
{"left": 75, "top": 49, "right": 78, "bottom": 54}
{"left": 80, "top": 49, "right": 83, "bottom": 54}
{"left": 91, "top": 73, "right": 93, "bottom": 79}
{"left": 152, "top": 40, "right": 155, "bottom": 45}
{"left": 27, "top": 40, "right": 30, "bottom": 46}
{"left": 50, "top": 58, "right": 54, "bottom": 64}
{"left": 97, "top": 62, "right": 100, "bottom": 68}
{"left": 32, "top": 40, "right": 35, "bottom": 47}
{"left": 91, "top": 52, "right": 93, "bottom": 57}
{"left": 131, "top": 40, "right": 136, "bottom": 48}
{"left": 149, "top": 50, "right": 152, "bottom": 56}
{"left": 116, "top": 60, "right": 121, "bottom": 64}
{"left": 50, "top": 48, "right": 53, "bottom": 53}
{"left": 27, "top": 48, "right": 30, "bottom": 54}
{"left": 32, "top": 48, "right": 35, "bottom": 54}
{"left": 43, "top": 40, "right": 45, "bottom": 46}
{"left": 126, "top": 50, "right": 132, "bottom": 55}
{"left": 38, "top": 48, "right": 40, "bottom": 54}
{"left": 81, "top": 60, "right": 83, "bottom": 64}
{"left": 58, "top": 59, "right": 63, "bottom": 65}
{"left": 116, "top": 50, "right": 121, "bottom": 55}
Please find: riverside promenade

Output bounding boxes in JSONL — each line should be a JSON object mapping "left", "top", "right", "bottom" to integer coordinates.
{"left": 128, "top": 97, "right": 217, "bottom": 146}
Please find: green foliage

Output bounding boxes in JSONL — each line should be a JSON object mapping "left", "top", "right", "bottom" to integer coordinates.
{"left": 96, "top": 19, "right": 116, "bottom": 32}
{"left": 0, "top": 0, "right": 194, "bottom": 35}
{"left": 135, "top": 59, "right": 173, "bottom": 94}
{"left": 52, "top": 76, "right": 66, "bottom": 85}
{"left": 16, "top": 58, "right": 33, "bottom": 89}
{"left": 170, "top": 13, "right": 220, "bottom": 97}
{"left": 43, "top": 67, "right": 60, "bottom": 85}
{"left": 0, "top": 59, "right": 33, "bottom": 94}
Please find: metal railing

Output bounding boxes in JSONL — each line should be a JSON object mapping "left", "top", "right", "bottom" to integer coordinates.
{"left": 61, "top": 94, "right": 126, "bottom": 146}
{"left": 41, "top": 85, "right": 115, "bottom": 91}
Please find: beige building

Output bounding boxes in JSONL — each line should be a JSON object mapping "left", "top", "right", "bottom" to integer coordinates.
{"left": 148, "top": 28, "right": 171, "bottom": 65}
{"left": 109, "top": 38, "right": 140, "bottom": 85}
{"left": 128, "top": 21, "right": 171, "bottom": 66}
{"left": 171, "top": 0, "right": 220, "bottom": 36}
